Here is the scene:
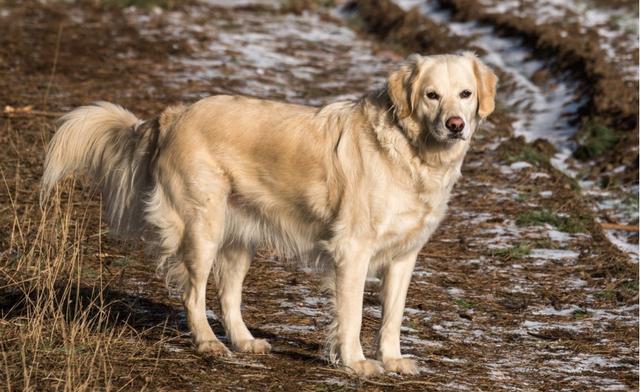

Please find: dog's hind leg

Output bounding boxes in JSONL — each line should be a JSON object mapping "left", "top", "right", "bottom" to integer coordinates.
{"left": 214, "top": 244, "right": 271, "bottom": 354}
{"left": 182, "top": 204, "right": 230, "bottom": 356}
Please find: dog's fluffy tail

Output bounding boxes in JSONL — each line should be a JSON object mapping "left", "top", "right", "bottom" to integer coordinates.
{"left": 41, "top": 102, "right": 157, "bottom": 235}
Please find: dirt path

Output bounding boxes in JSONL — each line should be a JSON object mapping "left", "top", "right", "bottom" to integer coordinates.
{"left": 0, "top": 1, "right": 637, "bottom": 391}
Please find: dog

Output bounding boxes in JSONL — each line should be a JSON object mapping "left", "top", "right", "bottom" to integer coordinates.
{"left": 41, "top": 52, "right": 497, "bottom": 376}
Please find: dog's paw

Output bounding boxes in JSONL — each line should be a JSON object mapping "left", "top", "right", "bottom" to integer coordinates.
{"left": 235, "top": 339, "right": 271, "bottom": 354}
{"left": 382, "top": 357, "right": 419, "bottom": 375}
{"left": 345, "top": 359, "right": 384, "bottom": 377}
{"left": 196, "top": 340, "right": 231, "bottom": 357}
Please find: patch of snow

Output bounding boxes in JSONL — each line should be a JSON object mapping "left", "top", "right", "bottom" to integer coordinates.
{"left": 476, "top": 219, "right": 551, "bottom": 249}
{"left": 446, "top": 287, "right": 465, "bottom": 297}
{"left": 528, "top": 248, "right": 579, "bottom": 260}
{"left": 303, "top": 296, "right": 327, "bottom": 307}
{"left": 405, "top": 307, "right": 426, "bottom": 315}
{"left": 413, "top": 269, "right": 433, "bottom": 278}
{"left": 402, "top": 334, "right": 444, "bottom": 348}
{"left": 548, "top": 229, "right": 571, "bottom": 242}
{"left": 320, "top": 377, "right": 351, "bottom": 387}
{"left": 165, "top": 345, "right": 186, "bottom": 352}
{"left": 510, "top": 161, "right": 533, "bottom": 170}
{"left": 261, "top": 324, "right": 316, "bottom": 333}
{"left": 465, "top": 212, "right": 494, "bottom": 224}
{"left": 491, "top": 187, "right": 520, "bottom": 201}
{"left": 499, "top": 165, "right": 513, "bottom": 176}
{"left": 602, "top": 227, "right": 639, "bottom": 262}
{"left": 131, "top": 5, "right": 391, "bottom": 105}
{"left": 530, "top": 172, "right": 551, "bottom": 179}
{"left": 364, "top": 306, "right": 381, "bottom": 319}
{"left": 567, "top": 277, "right": 587, "bottom": 288}
{"left": 280, "top": 300, "right": 322, "bottom": 317}
{"left": 205, "top": 309, "right": 218, "bottom": 320}
{"left": 531, "top": 305, "right": 582, "bottom": 316}
{"left": 202, "top": 0, "right": 277, "bottom": 7}
{"left": 522, "top": 320, "right": 585, "bottom": 332}
{"left": 440, "top": 356, "right": 468, "bottom": 364}
{"left": 366, "top": 277, "right": 381, "bottom": 284}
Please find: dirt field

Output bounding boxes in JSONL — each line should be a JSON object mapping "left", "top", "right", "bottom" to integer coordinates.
{"left": 0, "top": 0, "right": 638, "bottom": 390}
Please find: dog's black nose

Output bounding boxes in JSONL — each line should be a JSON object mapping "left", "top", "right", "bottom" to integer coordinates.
{"left": 445, "top": 117, "right": 465, "bottom": 133}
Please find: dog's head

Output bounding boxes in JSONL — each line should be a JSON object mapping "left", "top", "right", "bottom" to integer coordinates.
{"left": 387, "top": 52, "right": 497, "bottom": 148}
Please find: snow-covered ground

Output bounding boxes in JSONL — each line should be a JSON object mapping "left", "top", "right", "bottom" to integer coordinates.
{"left": 126, "top": 3, "right": 392, "bottom": 106}
{"left": 476, "top": 0, "right": 639, "bottom": 81}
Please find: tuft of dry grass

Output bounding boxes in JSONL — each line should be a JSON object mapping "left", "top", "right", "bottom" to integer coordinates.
{"left": 0, "top": 121, "right": 168, "bottom": 391}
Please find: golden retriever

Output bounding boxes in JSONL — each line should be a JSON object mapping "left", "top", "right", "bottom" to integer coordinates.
{"left": 41, "top": 52, "right": 497, "bottom": 376}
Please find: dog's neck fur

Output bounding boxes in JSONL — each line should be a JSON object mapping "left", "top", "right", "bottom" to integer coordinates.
{"left": 359, "top": 91, "right": 469, "bottom": 194}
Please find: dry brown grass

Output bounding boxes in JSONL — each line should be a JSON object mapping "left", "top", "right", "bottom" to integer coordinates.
{"left": 0, "top": 157, "right": 168, "bottom": 391}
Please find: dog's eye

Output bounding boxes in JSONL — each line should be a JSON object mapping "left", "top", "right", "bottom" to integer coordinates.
{"left": 459, "top": 90, "right": 472, "bottom": 99}
{"left": 426, "top": 91, "right": 440, "bottom": 100}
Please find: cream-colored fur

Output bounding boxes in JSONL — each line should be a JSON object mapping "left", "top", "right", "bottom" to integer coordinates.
{"left": 41, "top": 53, "right": 497, "bottom": 376}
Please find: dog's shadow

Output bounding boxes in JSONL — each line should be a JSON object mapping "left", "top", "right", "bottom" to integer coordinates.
{"left": 0, "top": 281, "right": 322, "bottom": 364}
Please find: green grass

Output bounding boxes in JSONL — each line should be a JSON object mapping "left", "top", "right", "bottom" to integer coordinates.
{"left": 593, "top": 281, "right": 638, "bottom": 303}
{"left": 594, "top": 290, "right": 616, "bottom": 301}
{"left": 573, "top": 122, "right": 620, "bottom": 160}
{"left": 492, "top": 243, "right": 531, "bottom": 259}
{"left": 515, "top": 192, "right": 532, "bottom": 202}
{"left": 108, "top": 256, "right": 132, "bottom": 268}
{"left": 532, "top": 238, "right": 561, "bottom": 249}
{"left": 620, "top": 192, "right": 640, "bottom": 216}
{"left": 572, "top": 309, "right": 590, "bottom": 319}
{"left": 621, "top": 280, "right": 639, "bottom": 292}
{"left": 454, "top": 299, "right": 475, "bottom": 309}
{"left": 515, "top": 210, "right": 586, "bottom": 233}
{"left": 502, "top": 144, "right": 550, "bottom": 167}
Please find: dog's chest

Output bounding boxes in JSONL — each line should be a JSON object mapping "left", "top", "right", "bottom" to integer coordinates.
{"left": 373, "top": 171, "right": 456, "bottom": 255}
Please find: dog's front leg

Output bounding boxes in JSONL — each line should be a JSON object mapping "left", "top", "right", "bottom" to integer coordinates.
{"left": 332, "top": 245, "right": 383, "bottom": 377}
{"left": 376, "top": 249, "right": 419, "bottom": 375}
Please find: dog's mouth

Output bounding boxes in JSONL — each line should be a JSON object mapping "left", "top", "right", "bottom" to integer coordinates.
{"left": 447, "top": 132, "right": 466, "bottom": 141}
{"left": 419, "top": 127, "right": 464, "bottom": 147}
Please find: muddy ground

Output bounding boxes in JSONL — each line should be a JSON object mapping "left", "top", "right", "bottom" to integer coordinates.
{"left": 0, "top": 0, "right": 638, "bottom": 391}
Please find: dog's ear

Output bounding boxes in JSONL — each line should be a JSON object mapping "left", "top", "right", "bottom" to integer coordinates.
{"left": 387, "top": 54, "right": 422, "bottom": 119}
{"left": 463, "top": 52, "right": 498, "bottom": 119}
